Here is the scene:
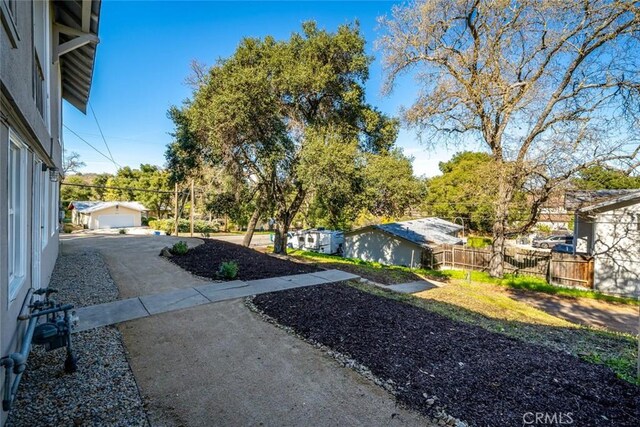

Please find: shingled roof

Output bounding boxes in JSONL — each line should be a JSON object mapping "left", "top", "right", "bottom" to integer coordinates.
{"left": 347, "top": 218, "right": 463, "bottom": 246}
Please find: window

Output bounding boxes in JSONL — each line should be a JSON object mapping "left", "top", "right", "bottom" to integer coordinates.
{"left": 8, "top": 133, "right": 27, "bottom": 301}
{"left": 33, "top": 52, "right": 45, "bottom": 117}
{"left": 32, "top": 0, "right": 50, "bottom": 126}
{"left": 0, "top": 0, "right": 20, "bottom": 47}
{"left": 41, "top": 172, "right": 49, "bottom": 247}
{"left": 50, "top": 181, "right": 58, "bottom": 235}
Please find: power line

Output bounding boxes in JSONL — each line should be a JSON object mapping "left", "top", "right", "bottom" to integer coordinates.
{"left": 88, "top": 102, "right": 118, "bottom": 166}
{"left": 61, "top": 181, "right": 210, "bottom": 196}
{"left": 61, "top": 182, "right": 177, "bottom": 194}
{"left": 64, "top": 125, "right": 122, "bottom": 169}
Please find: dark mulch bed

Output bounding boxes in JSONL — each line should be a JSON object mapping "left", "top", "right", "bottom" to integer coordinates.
{"left": 168, "top": 239, "right": 321, "bottom": 281}
{"left": 252, "top": 283, "right": 640, "bottom": 427}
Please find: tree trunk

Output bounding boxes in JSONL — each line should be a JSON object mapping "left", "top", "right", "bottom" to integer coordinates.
{"left": 489, "top": 171, "right": 513, "bottom": 278}
{"left": 273, "top": 222, "right": 289, "bottom": 255}
{"left": 272, "top": 186, "right": 306, "bottom": 255}
{"left": 242, "top": 207, "right": 261, "bottom": 247}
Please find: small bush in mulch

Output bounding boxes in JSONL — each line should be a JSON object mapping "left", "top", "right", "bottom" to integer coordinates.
{"left": 168, "top": 239, "right": 320, "bottom": 281}
{"left": 218, "top": 260, "right": 239, "bottom": 279}
{"left": 252, "top": 283, "right": 640, "bottom": 427}
{"left": 171, "top": 240, "right": 189, "bottom": 255}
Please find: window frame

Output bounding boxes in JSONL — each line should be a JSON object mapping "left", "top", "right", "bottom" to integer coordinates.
{"left": 7, "top": 130, "right": 28, "bottom": 303}
{"left": 50, "top": 180, "right": 58, "bottom": 236}
{"left": 41, "top": 172, "right": 49, "bottom": 247}
{"left": 0, "top": 0, "right": 20, "bottom": 48}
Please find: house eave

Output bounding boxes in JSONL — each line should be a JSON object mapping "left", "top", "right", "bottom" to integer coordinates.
{"left": 53, "top": 0, "right": 102, "bottom": 113}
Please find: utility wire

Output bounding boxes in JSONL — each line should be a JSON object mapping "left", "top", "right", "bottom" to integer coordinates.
{"left": 88, "top": 102, "right": 118, "bottom": 166}
{"left": 63, "top": 125, "right": 122, "bottom": 169}
{"left": 61, "top": 181, "right": 210, "bottom": 196}
{"left": 61, "top": 182, "right": 177, "bottom": 194}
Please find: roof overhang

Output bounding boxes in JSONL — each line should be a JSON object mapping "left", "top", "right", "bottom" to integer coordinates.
{"left": 53, "top": 0, "right": 102, "bottom": 113}
{"left": 576, "top": 190, "right": 640, "bottom": 214}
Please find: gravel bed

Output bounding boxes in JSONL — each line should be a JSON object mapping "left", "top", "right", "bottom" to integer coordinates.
{"left": 252, "top": 282, "right": 640, "bottom": 427}
{"left": 7, "top": 250, "right": 148, "bottom": 427}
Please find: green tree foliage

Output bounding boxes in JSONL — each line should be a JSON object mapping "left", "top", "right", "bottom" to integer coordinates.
{"left": 363, "top": 149, "right": 423, "bottom": 219}
{"left": 181, "top": 21, "right": 398, "bottom": 253}
{"left": 297, "top": 129, "right": 364, "bottom": 229}
{"left": 573, "top": 165, "right": 640, "bottom": 190}
{"left": 60, "top": 175, "right": 92, "bottom": 202}
{"left": 91, "top": 173, "right": 110, "bottom": 200}
{"left": 104, "top": 165, "right": 171, "bottom": 218}
{"left": 423, "top": 152, "right": 496, "bottom": 232}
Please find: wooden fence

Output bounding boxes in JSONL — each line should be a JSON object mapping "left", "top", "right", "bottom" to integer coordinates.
{"left": 426, "top": 245, "right": 594, "bottom": 289}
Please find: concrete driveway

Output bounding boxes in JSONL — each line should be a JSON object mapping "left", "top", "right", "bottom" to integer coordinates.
{"left": 61, "top": 233, "right": 428, "bottom": 426}
{"left": 208, "top": 232, "right": 272, "bottom": 247}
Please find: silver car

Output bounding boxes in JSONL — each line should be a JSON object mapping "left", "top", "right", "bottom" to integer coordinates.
{"left": 532, "top": 235, "right": 573, "bottom": 249}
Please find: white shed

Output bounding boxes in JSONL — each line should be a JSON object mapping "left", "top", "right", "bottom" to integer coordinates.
{"left": 574, "top": 190, "right": 640, "bottom": 297}
{"left": 70, "top": 201, "right": 148, "bottom": 229}
{"left": 344, "top": 218, "right": 463, "bottom": 268}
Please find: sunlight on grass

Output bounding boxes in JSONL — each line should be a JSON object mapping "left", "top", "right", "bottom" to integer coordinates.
{"left": 415, "top": 281, "right": 575, "bottom": 327}
{"left": 500, "top": 275, "right": 640, "bottom": 306}
{"left": 287, "top": 249, "right": 638, "bottom": 305}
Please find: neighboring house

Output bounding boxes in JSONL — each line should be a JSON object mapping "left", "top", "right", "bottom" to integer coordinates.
{"left": 574, "top": 190, "right": 640, "bottom": 297}
{"left": 344, "top": 218, "right": 463, "bottom": 268}
{"left": 69, "top": 201, "right": 148, "bottom": 229}
{"left": 1, "top": 1, "right": 101, "bottom": 423}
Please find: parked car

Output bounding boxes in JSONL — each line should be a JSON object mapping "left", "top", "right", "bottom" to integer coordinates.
{"left": 532, "top": 235, "right": 573, "bottom": 249}
{"left": 551, "top": 243, "right": 574, "bottom": 254}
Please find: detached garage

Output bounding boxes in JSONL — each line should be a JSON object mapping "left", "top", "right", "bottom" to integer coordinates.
{"left": 344, "top": 218, "right": 463, "bottom": 268}
{"left": 69, "top": 201, "right": 148, "bottom": 229}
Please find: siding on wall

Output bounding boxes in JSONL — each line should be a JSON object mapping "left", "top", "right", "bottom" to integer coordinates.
{"left": 592, "top": 204, "right": 640, "bottom": 297}
{"left": 1, "top": 3, "right": 63, "bottom": 423}
{"left": 344, "top": 230, "right": 424, "bottom": 267}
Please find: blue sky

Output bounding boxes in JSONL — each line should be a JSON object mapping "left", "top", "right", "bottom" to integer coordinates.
{"left": 64, "top": 0, "right": 461, "bottom": 177}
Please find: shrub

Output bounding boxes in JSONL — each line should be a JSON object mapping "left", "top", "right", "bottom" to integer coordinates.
{"left": 467, "top": 236, "right": 492, "bottom": 248}
{"left": 194, "top": 220, "right": 219, "bottom": 233}
{"left": 171, "top": 241, "right": 189, "bottom": 255}
{"left": 118, "top": 228, "right": 127, "bottom": 235}
{"left": 148, "top": 219, "right": 218, "bottom": 235}
{"left": 536, "top": 224, "right": 553, "bottom": 234}
{"left": 218, "top": 261, "right": 238, "bottom": 279}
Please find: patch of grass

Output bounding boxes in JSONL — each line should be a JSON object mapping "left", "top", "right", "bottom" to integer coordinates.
{"left": 349, "top": 280, "right": 639, "bottom": 385}
{"left": 287, "top": 249, "right": 638, "bottom": 305}
{"left": 415, "top": 281, "right": 574, "bottom": 327}
{"left": 286, "top": 249, "right": 449, "bottom": 285}
{"left": 501, "top": 275, "right": 640, "bottom": 306}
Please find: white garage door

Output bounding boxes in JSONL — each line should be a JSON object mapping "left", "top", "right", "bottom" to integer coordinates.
{"left": 96, "top": 214, "right": 135, "bottom": 229}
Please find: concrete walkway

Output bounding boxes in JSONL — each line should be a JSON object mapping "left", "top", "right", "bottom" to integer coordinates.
{"left": 61, "top": 233, "right": 430, "bottom": 426}
{"left": 384, "top": 280, "right": 440, "bottom": 294}
{"left": 75, "top": 270, "right": 358, "bottom": 332}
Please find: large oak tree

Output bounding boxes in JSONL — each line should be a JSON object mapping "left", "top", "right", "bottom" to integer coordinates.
{"left": 379, "top": 0, "right": 640, "bottom": 276}
{"left": 183, "top": 22, "right": 398, "bottom": 253}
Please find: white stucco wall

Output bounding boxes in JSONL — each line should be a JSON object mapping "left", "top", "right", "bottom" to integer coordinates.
{"left": 344, "top": 230, "right": 423, "bottom": 267}
{"left": 590, "top": 204, "right": 640, "bottom": 297}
